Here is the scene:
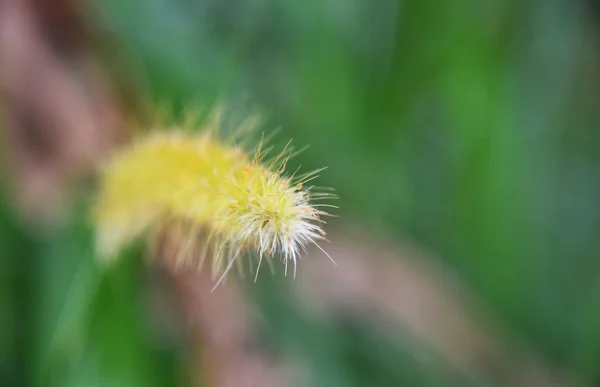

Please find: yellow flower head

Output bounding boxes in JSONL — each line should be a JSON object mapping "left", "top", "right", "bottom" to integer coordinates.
{"left": 93, "top": 112, "right": 335, "bottom": 286}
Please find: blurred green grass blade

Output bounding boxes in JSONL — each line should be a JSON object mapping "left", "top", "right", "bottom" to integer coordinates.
{"left": 34, "top": 200, "right": 179, "bottom": 387}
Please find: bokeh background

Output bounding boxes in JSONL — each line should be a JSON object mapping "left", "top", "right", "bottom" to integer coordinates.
{"left": 2, "top": 0, "right": 600, "bottom": 386}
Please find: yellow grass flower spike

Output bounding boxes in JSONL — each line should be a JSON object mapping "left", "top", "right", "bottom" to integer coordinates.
{"left": 92, "top": 110, "right": 335, "bottom": 287}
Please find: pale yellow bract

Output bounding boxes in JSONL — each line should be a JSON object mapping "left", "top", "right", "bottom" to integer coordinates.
{"left": 93, "top": 122, "right": 334, "bottom": 287}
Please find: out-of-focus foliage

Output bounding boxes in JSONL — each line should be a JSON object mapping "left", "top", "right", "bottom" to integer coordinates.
{"left": 3, "top": 0, "right": 600, "bottom": 386}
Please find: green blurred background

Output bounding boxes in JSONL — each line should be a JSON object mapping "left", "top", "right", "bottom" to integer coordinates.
{"left": 2, "top": 0, "right": 600, "bottom": 386}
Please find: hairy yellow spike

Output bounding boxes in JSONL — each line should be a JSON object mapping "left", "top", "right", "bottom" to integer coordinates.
{"left": 93, "top": 120, "right": 334, "bottom": 285}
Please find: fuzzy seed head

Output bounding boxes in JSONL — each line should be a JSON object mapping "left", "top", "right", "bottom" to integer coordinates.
{"left": 93, "top": 124, "right": 335, "bottom": 284}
